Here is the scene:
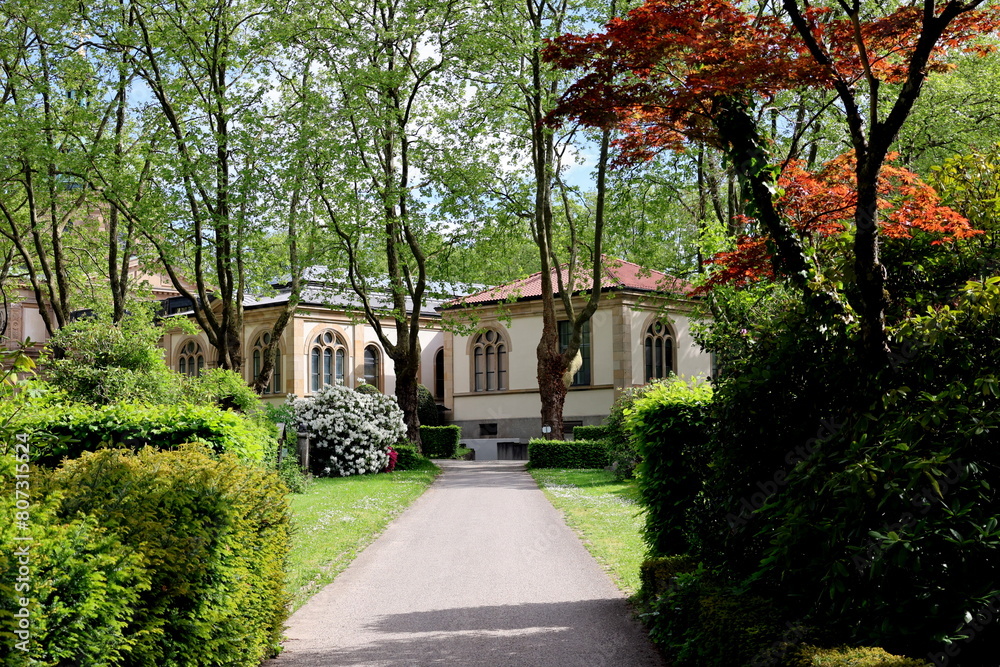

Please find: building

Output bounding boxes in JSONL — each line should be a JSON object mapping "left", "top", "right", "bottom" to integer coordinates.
{"left": 4, "top": 258, "right": 712, "bottom": 460}
{"left": 161, "top": 271, "right": 452, "bottom": 400}
{"left": 439, "top": 257, "right": 712, "bottom": 458}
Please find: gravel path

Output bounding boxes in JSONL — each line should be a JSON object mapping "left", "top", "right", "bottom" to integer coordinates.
{"left": 268, "top": 460, "right": 664, "bottom": 667}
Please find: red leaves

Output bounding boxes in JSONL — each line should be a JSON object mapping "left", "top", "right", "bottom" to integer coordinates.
{"left": 697, "top": 154, "right": 983, "bottom": 292}
{"left": 545, "top": 0, "right": 1000, "bottom": 159}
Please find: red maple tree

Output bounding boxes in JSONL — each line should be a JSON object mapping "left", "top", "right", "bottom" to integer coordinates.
{"left": 698, "top": 152, "right": 982, "bottom": 292}
{"left": 545, "top": 0, "right": 1000, "bottom": 365}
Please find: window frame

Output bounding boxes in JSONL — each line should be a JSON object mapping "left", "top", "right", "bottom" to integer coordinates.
{"left": 310, "top": 330, "right": 348, "bottom": 392}
{"left": 558, "top": 319, "right": 591, "bottom": 387}
{"left": 177, "top": 340, "right": 205, "bottom": 378}
{"left": 643, "top": 319, "right": 675, "bottom": 382}
{"left": 363, "top": 345, "right": 382, "bottom": 391}
{"left": 251, "top": 331, "right": 282, "bottom": 394}
{"left": 471, "top": 328, "right": 509, "bottom": 392}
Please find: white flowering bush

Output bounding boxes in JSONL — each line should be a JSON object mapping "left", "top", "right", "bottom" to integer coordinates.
{"left": 289, "top": 384, "right": 406, "bottom": 477}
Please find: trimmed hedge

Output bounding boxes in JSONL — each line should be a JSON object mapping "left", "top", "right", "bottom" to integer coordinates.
{"left": 527, "top": 439, "right": 611, "bottom": 469}
{"left": 638, "top": 555, "right": 697, "bottom": 602}
{"left": 392, "top": 444, "right": 428, "bottom": 470}
{"left": 419, "top": 425, "right": 461, "bottom": 458}
{"left": 1, "top": 456, "right": 148, "bottom": 666}
{"left": 34, "top": 444, "right": 291, "bottom": 666}
{"left": 573, "top": 424, "right": 609, "bottom": 441}
{"left": 417, "top": 384, "right": 440, "bottom": 426}
{"left": 791, "top": 646, "right": 930, "bottom": 666}
{"left": 627, "top": 378, "right": 713, "bottom": 557}
{"left": 10, "top": 401, "right": 275, "bottom": 467}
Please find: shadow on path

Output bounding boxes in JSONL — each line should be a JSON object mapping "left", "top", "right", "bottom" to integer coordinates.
{"left": 278, "top": 599, "right": 655, "bottom": 666}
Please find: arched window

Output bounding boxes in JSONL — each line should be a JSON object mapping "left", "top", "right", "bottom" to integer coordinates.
{"left": 311, "top": 331, "right": 347, "bottom": 392}
{"left": 364, "top": 345, "right": 382, "bottom": 390}
{"left": 177, "top": 340, "right": 205, "bottom": 377}
{"left": 644, "top": 321, "right": 674, "bottom": 382}
{"left": 472, "top": 329, "right": 507, "bottom": 392}
{"left": 434, "top": 347, "right": 445, "bottom": 400}
{"left": 252, "top": 332, "right": 282, "bottom": 394}
{"left": 558, "top": 320, "right": 591, "bottom": 386}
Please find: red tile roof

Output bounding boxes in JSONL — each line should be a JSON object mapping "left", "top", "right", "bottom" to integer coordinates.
{"left": 445, "top": 256, "right": 690, "bottom": 307}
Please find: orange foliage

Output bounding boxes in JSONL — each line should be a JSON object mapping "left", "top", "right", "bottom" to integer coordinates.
{"left": 697, "top": 153, "right": 982, "bottom": 292}
{"left": 545, "top": 0, "right": 1000, "bottom": 163}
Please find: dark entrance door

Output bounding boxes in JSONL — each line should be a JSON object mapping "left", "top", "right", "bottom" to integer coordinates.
{"left": 496, "top": 442, "right": 528, "bottom": 460}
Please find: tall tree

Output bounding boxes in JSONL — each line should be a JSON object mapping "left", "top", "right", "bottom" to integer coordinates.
{"left": 546, "top": 0, "right": 1000, "bottom": 369}
{"left": 295, "top": 0, "right": 498, "bottom": 444}
{"left": 89, "top": 0, "right": 280, "bottom": 371}
{"left": 0, "top": 0, "right": 112, "bottom": 337}
{"left": 482, "top": 0, "right": 622, "bottom": 437}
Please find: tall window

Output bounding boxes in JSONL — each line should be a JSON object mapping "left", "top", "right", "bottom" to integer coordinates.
{"left": 472, "top": 329, "right": 507, "bottom": 392}
{"left": 364, "top": 345, "right": 381, "bottom": 390}
{"left": 644, "top": 321, "right": 674, "bottom": 381}
{"left": 252, "top": 332, "right": 282, "bottom": 394}
{"left": 434, "top": 348, "right": 445, "bottom": 400}
{"left": 177, "top": 341, "right": 205, "bottom": 377}
{"left": 311, "top": 331, "right": 347, "bottom": 392}
{"left": 558, "top": 320, "right": 591, "bottom": 386}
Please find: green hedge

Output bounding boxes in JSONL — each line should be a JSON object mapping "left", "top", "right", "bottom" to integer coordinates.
{"left": 21, "top": 444, "right": 292, "bottom": 666}
{"left": 791, "top": 646, "right": 930, "bottom": 666}
{"left": 419, "top": 425, "right": 460, "bottom": 458}
{"left": 527, "top": 439, "right": 610, "bottom": 469}
{"left": 627, "top": 378, "right": 713, "bottom": 557}
{"left": 9, "top": 401, "right": 275, "bottom": 467}
{"left": 392, "top": 444, "right": 429, "bottom": 470}
{"left": 573, "top": 424, "right": 609, "bottom": 441}
{"left": 638, "top": 555, "right": 696, "bottom": 602}
{"left": 1, "top": 456, "right": 148, "bottom": 666}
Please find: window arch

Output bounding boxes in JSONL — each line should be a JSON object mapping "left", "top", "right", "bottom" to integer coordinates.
{"left": 472, "top": 329, "right": 508, "bottom": 392}
{"left": 310, "top": 330, "right": 347, "bottom": 392}
{"left": 177, "top": 340, "right": 205, "bottom": 377}
{"left": 644, "top": 320, "right": 674, "bottom": 382}
{"left": 434, "top": 347, "right": 445, "bottom": 400}
{"left": 252, "top": 331, "right": 282, "bottom": 394}
{"left": 364, "top": 345, "right": 382, "bottom": 391}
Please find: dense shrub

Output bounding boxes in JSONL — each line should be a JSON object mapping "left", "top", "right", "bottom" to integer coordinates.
{"left": 417, "top": 384, "right": 440, "bottom": 426}
{"left": 527, "top": 439, "right": 610, "bottom": 469}
{"left": 1, "top": 456, "right": 149, "bottom": 666}
{"left": 638, "top": 555, "right": 696, "bottom": 602}
{"left": 602, "top": 380, "right": 667, "bottom": 479}
{"left": 392, "top": 443, "right": 430, "bottom": 471}
{"left": 627, "top": 377, "right": 713, "bottom": 556}
{"left": 573, "top": 424, "right": 608, "bottom": 441}
{"left": 183, "top": 368, "right": 263, "bottom": 414}
{"left": 355, "top": 381, "right": 379, "bottom": 395}
{"left": 42, "top": 445, "right": 291, "bottom": 666}
{"left": 9, "top": 401, "right": 274, "bottom": 466}
{"left": 291, "top": 384, "right": 404, "bottom": 476}
{"left": 707, "top": 281, "right": 1000, "bottom": 661}
{"left": 42, "top": 313, "right": 182, "bottom": 406}
{"left": 790, "top": 646, "right": 930, "bottom": 667}
{"left": 419, "top": 425, "right": 460, "bottom": 458}
{"left": 643, "top": 569, "right": 790, "bottom": 667}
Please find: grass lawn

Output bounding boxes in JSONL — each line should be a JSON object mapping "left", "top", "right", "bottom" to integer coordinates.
{"left": 530, "top": 468, "right": 646, "bottom": 597}
{"left": 286, "top": 461, "right": 439, "bottom": 610}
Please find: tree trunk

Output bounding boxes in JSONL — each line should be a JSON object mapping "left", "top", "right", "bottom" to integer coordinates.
{"left": 394, "top": 357, "right": 421, "bottom": 447}
{"left": 853, "top": 173, "right": 890, "bottom": 367}
{"left": 537, "top": 329, "right": 568, "bottom": 439}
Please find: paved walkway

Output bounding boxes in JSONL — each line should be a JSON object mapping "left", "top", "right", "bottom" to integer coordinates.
{"left": 268, "top": 461, "right": 664, "bottom": 667}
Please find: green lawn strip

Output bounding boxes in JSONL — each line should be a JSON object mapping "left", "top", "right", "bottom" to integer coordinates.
{"left": 287, "top": 461, "right": 440, "bottom": 610}
{"left": 530, "top": 469, "right": 646, "bottom": 597}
